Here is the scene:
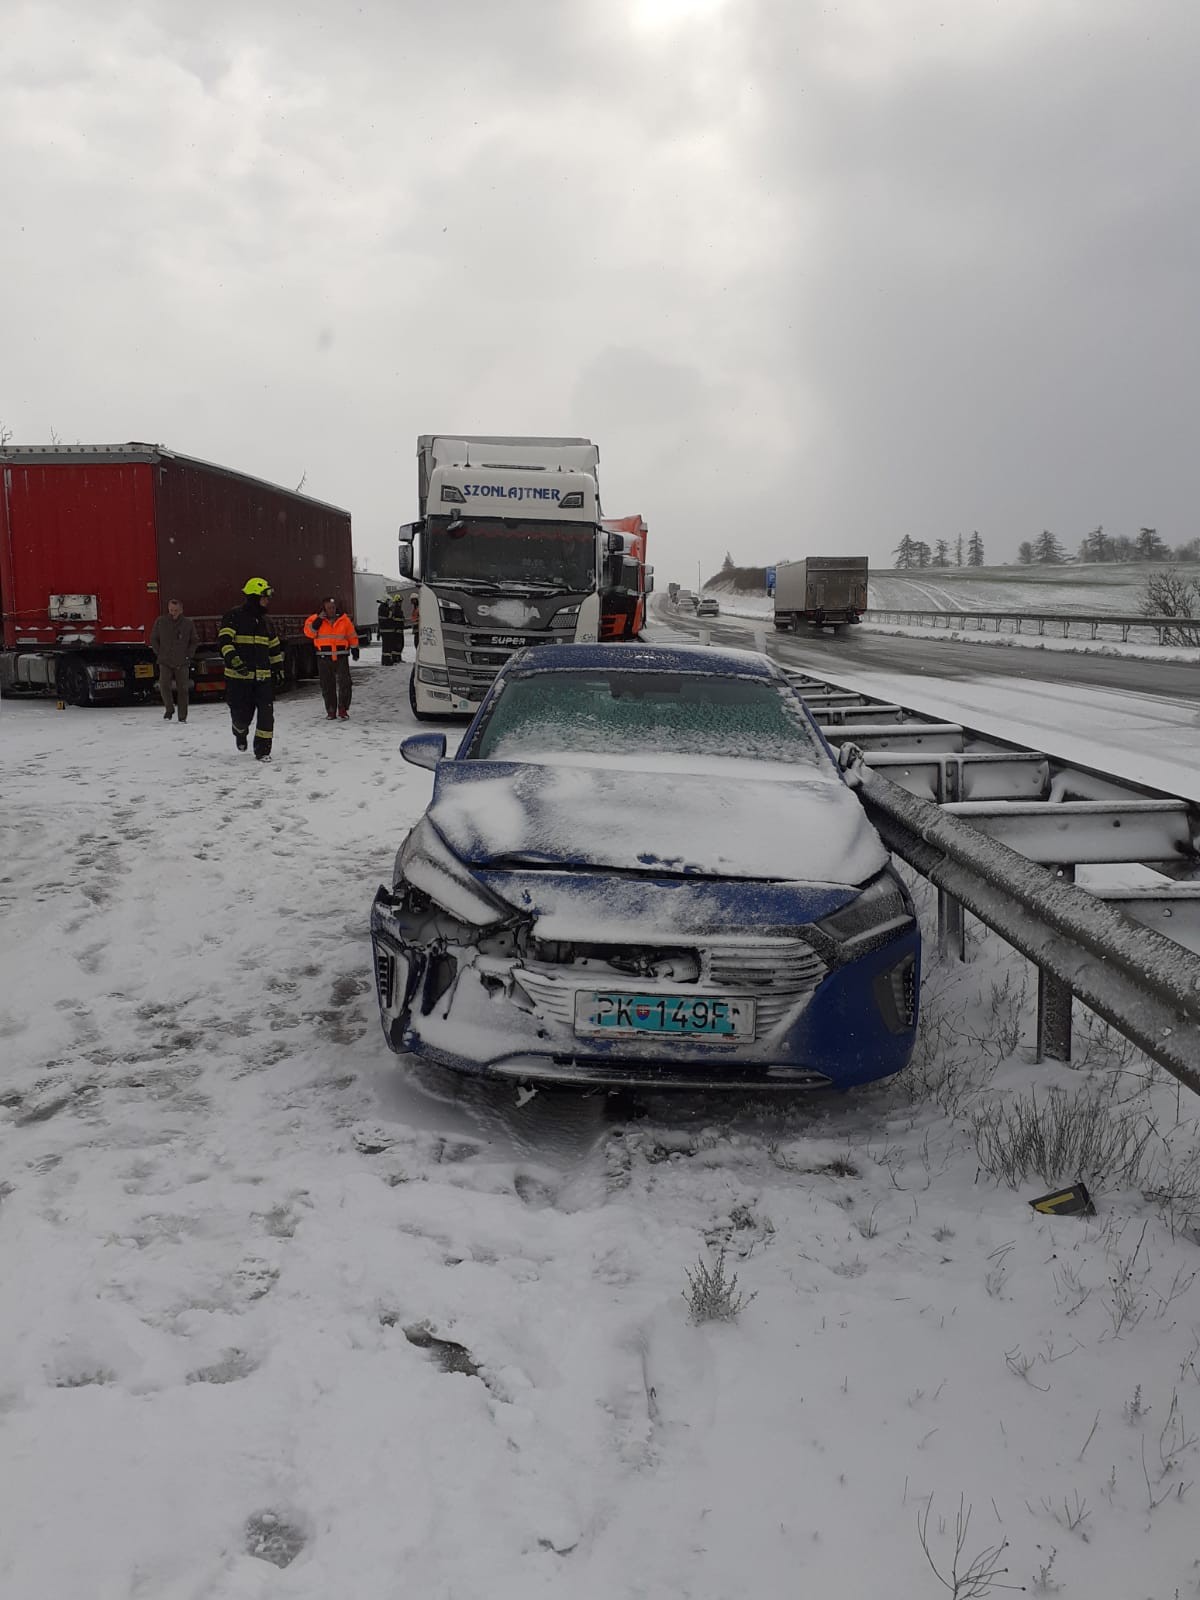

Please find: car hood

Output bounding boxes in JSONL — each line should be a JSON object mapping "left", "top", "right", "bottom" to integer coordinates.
{"left": 427, "top": 756, "right": 888, "bottom": 886}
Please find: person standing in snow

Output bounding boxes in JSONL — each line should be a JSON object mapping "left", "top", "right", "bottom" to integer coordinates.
{"left": 304, "top": 596, "right": 359, "bottom": 720}
{"left": 149, "top": 597, "right": 199, "bottom": 722}
{"left": 378, "top": 594, "right": 404, "bottom": 666}
{"left": 219, "top": 578, "right": 284, "bottom": 761}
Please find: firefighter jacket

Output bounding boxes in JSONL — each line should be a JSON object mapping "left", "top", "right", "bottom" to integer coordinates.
{"left": 219, "top": 602, "right": 284, "bottom": 682}
{"left": 304, "top": 611, "right": 359, "bottom": 660}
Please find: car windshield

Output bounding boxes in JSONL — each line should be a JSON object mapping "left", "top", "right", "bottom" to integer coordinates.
{"left": 426, "top": 518, "right": 596, "bottom": 591}
{"left": 470, "top": 668, "right": 825, "bottom": 765}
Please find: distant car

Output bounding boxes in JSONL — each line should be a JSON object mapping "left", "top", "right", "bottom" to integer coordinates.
{"left": 370, "top": 643, "right": 920, "bottom": 1091}
{"left": 696, "top": 596, "right": 720, "bottom": 617}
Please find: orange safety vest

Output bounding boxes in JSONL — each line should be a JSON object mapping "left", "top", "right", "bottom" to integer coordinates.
{"left": 304, "top": 612, "right": 360, "bottom": 660}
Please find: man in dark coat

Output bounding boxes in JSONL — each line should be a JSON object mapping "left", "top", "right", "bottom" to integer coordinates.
{"left": 218, "top": 577, "right": 284, "bottom": 761}
{"left": 379, "top": 594, "right": 405, "bottom": 665}
{"left": 149, "top": 597, "right": 200, "bottom": 722}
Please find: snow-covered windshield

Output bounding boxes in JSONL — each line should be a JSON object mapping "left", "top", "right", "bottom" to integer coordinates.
{"left": 426, "top": 518, "right": 596, "bottom": 591}
{"left": 470, "top": 669, "right": 826, "bottom": 765}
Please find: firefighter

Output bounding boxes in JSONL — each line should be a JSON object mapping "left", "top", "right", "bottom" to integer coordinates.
{"left": 304, "top": 595, "right": 359, "bottom": 720}
{"left": 219, "top": 577, "right": 284, "bottom": 761}
{"left": 378, "top": 593, "right": 403, "bottom": 666}
{"left": 391, "top": 593, "right": 407, "bottom": 661}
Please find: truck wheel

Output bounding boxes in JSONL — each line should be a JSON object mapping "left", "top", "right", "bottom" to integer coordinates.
{"left": 57, "top": 657, "right": 91, "bottom": 706}
{"left": 408, "top": 668, "right": 436, "bottom": 723}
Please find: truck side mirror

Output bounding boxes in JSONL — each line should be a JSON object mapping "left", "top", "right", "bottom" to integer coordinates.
{"left": 397, "top": 543, "right": 414, "bottom": 580}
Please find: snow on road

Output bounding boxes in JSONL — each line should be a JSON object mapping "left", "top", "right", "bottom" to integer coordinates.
{"left": 2, "top": 653, "right": 1199, "bottom": 1598}
{"left": 662, "top": 605, "right": 1200, "bottom": 800}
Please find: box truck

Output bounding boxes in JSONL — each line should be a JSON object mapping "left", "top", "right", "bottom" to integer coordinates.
{"left": 0, "top": 444, "right": 353, "bottom": 704}
{"left": 772, "top": 555, "right": 868, "bottom": 633}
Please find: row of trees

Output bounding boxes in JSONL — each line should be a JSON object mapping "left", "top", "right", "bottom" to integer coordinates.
{"left": 893, "top": 533, "right": 985, "bottom": 569}
{"left": 1021, "top": 526, "right": 1200, "bottom": 564}
{"left": 893, "top": 526, "right": 1200, "bottom": 569}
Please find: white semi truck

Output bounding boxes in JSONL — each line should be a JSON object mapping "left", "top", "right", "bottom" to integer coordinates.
{"left": 398, "top": 435, "right": 602, "bottom": 718}
{"left": 772, "top": 555, "right": 868, "bottom": 633}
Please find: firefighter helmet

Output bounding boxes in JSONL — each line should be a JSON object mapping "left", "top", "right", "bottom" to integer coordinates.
{"left": 242, "top": 577, "right": 273, "bottom": 596}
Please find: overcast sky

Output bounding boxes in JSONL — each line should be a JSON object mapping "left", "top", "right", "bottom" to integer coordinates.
{"left": 3, "top": 0, "right": 1198, "bottom": 582}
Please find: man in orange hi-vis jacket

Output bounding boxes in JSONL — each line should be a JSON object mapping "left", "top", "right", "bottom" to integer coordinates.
{"left": 304, "top": 596, "right": 360, "bottom": 721}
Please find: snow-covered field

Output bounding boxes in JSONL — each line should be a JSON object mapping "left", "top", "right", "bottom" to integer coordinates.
{"left": 869, "top": 566, "right": 1162, "bottom": 616}
{"left": 3, "top": 650, "right": 1199, "bottom": 1598}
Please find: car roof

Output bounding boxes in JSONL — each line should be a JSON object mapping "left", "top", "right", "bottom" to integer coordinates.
{"left": 500, "top": 642, "right": 781, "bottom": 679}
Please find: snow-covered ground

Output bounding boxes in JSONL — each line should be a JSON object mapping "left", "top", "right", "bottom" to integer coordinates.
{"left": 2, "top": 649, "right": 1199, "bottom": 1598}
{"left": 870, "top": 565, "right": 1174, "bottom": 617}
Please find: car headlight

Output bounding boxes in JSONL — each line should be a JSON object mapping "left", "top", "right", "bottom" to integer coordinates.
{"left": 396, "top": 817, "right": 508, "bottom": 927}
{"left": 815, "top": 871, "right": 913, "bottom": 949}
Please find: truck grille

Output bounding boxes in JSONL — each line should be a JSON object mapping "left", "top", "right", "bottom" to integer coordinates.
{"left": 441, "top": 621, "right": 576, "bottom": 697}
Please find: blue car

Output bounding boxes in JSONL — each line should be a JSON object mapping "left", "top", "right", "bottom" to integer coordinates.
{"left": 370, "top": 643, "right": 920, "bottom": 1091}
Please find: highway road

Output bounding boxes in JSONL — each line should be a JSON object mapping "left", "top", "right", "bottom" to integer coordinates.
{"left": 649, "top": 604, "right": 1200, "bottom": 801}
{"left": 655, "top": 605, "right": 1200, "bottom": 702}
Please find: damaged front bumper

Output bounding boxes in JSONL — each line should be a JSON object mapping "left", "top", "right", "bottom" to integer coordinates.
{"left": 369, "top": 881, "right": 920, "bottom": 1093}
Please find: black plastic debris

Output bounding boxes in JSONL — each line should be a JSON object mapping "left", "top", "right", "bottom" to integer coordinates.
{"left": 1029, "top": 1182, "right": 1095, "bottom": 1217}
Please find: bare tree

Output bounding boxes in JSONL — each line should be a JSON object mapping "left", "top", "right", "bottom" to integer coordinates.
{"left": 1140, "top": 567, "right": 1200, "bottom": 645}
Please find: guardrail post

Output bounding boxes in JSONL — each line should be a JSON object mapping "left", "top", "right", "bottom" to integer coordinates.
{"left": 936, "top": 756, "right": 966, "bottom": 961}
{"left": 1036, "top": 864, "right": 1076, "bottom": 1063}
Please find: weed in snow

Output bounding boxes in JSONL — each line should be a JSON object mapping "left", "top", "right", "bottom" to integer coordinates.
{"left": 683, "top": 1249, "right": 755, "bottom": 1325}
{"left": 916, "top": 1495, "right": 1017, "bottom": 1599}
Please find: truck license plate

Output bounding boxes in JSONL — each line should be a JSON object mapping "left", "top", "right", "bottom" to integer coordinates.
{"left": 574, "top": 992, "right": 754, "bottom": 1038}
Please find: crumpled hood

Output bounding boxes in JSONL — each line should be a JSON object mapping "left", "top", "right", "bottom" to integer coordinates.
{"left": 427, "top": 758, "right": 888, "bottom": 886}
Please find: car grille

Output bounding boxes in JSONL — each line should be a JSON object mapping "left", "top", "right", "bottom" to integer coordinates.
{"left": 513, "top": 939, "right": 827, "bottom": 1039}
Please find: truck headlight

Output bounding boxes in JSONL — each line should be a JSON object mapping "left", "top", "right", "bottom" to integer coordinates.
{"left": 417, "top": 666, "right": 449, "bottom": 685}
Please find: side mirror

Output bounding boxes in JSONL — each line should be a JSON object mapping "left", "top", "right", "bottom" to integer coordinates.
{"left": 397, "top": 543, "right": 414, "bottom": 580}
{"left": 400, "top": 732, "right": 447, "bottom": 770}
{"left": 645, "top": 573, "right": 655, "bottom": 594}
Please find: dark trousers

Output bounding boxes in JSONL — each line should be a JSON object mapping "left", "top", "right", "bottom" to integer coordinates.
{"left": 318, "top": 655, "right": 352, "bottom": 714}
{"left": 379, "top": 624, "right": 404, "bottom": 665}
{"left": 158, "top": 662, "right": 190, "bottom": 720}
{"left": 227, "top": 678, "right": 275, "bottom": 756}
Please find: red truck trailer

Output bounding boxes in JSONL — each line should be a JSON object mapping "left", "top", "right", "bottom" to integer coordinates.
{"left": 599, "top": 514, "right": 653, "bottom": 640}
{"left": 0, "top": 444, "right": 353, "bottom": 705}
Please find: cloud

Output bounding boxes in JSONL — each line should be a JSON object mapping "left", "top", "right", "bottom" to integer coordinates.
{"left": 2, "top": 0, "right": 1198, "bottom": 579}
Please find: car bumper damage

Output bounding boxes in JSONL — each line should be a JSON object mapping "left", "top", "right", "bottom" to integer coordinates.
{"left": 369, "top": 863, "right": 920, "bottom": 1092}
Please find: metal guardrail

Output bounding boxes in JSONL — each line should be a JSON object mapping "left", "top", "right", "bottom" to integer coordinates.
{"left": 844, "top": 757, "right": 1200, "bottom": 1095}
{"left": 664, "top": 599, "right": 1200, "bottom": 1088}
{"left": 784, "top": 666, "right": 1200, "bottom": 1090}
{"left": 864, "top": 606, "right": 1200, "bottom": 646}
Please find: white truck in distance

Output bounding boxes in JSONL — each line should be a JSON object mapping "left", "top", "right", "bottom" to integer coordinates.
{"left": 399, "top": 436, "right": 602, "bottom": 719}
{"left": 772, "top": 555, "right": 868, "bottom": 634}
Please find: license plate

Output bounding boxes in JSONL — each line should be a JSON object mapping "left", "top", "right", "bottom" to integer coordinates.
{"left": 134, "top": 663, "right": 155, "bottom": 679}
{"left": 574, "top": 992, "right": 754, "bottom": 1038}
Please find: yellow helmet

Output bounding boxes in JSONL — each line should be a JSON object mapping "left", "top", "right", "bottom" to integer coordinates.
{"left": 243, "top": 577, "right": 273, "bottom": 597}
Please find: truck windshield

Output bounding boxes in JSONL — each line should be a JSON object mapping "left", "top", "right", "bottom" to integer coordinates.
{"left": 426, "top": 519, "right": 596, "bottom": 591}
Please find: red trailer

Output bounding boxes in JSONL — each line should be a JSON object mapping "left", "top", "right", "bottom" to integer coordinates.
{"left": 0, "top": 444, "right": 353, "bottom": 705}
{"left": 599, "top": 514, "right": 653, "bottom": 640}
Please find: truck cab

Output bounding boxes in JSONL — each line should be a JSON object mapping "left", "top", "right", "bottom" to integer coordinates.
{"left": 599, "top": 515, "right": 653, "bottom": 640}
{"left": 400, "top": 436, "right": 603, "bottom": 718}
